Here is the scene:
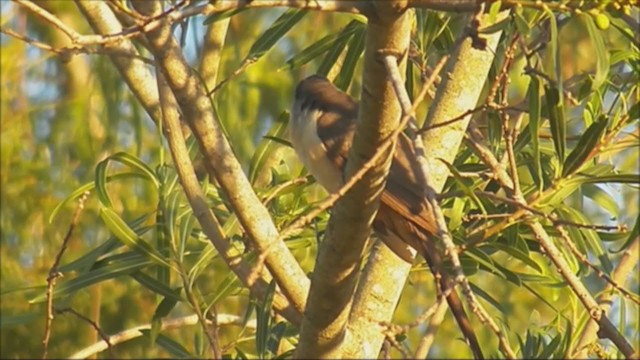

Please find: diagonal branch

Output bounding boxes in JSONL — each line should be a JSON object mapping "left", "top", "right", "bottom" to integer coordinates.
{"left": 75, "top": 0, "right": 302, "bottom": 325}
{"left": 384, "top": 52, "right": 515, "bottom": 359}
{"left": 130, "top": 0, "right": 309, "bottom": 316}
{"left": 295, "top": 2, "right": 412, "bottom": 358}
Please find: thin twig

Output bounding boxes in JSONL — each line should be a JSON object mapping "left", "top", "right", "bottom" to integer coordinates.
{"left": 55, "top": 307, "right": 114, "bottom": 358}
{"left": 16, "top": 0, "right": 189, "bottom": 47}
{"left": 414, "top": 299, "right": 448, "bottom": 359}
{"left": 555, "top": 225, "right": 640, "bottom": 305}
{"left": 462, "top": 105, "right": 637, "bottom": 357}
{"left": 0, "top": 27, "right": 154, "bottom": 64}
{"left": 42, "top": 191, "right": 90, "bottom": 359}
{"left": 383, "top": 53, "right": 516, "bottom": 359}
{"left": 157, "top": 70, "right": 221, "bottom": 358}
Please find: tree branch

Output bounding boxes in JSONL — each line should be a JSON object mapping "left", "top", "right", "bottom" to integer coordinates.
{"left": 130, "top": 0, "right": 309, "bottom": 316}
{"left": 68, "top": 314, "right": 256, "bottom": 359}
{"left": 343, "top": 9, "right": 510, "bottom": 359}
{"left": 573, "top": 237, "right": 640, "bottom": 358}
{"left": 295, "top": 2, "right": 412, "bottom": 358}
{"left": 75, "top": 0, "right": 302, "bottom": 325}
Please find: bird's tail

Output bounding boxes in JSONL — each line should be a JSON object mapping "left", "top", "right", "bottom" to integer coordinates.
{"left": 418, "top": 242, "right": 484, "bottom": 360}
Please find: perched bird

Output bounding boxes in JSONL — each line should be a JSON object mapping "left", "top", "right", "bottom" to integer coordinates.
{"left": 289, "top": 75, "right": 483, "bottom": 359}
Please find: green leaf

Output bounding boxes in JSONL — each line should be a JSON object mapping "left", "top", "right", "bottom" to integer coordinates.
{"left": 538, "top": 333, "right": 562, "bottom": 359}
{"left": 584, "top": 14, "right": 610, "bottom": 90}
{"left": 514, "top": 11, "right": 530, "bottom": 36}
{"left": 583, "top": 184, "right": 619, "bottom": 218}
{"left": 99, "top": 207, "right": 171, "bottom": 268}
{"left": 490, "top": 242, "right": 543, "bottom": 273}
{"left": 613, "top": 215, "right": 639, "bottom": 253}
{"left": 262, "top": 135, "right": 292, "bottom": 148}
{"left": 49, "top": 173, "right": 146, "bottom": 223}
{"left": 544, "top": 11, "right": 563, "bottom": 95}
{"left": 556, "top": 205, "right": 609, "bottom": 272}
{"left": 256, "top": 280, "right": 276, "bottom": 359}
{"left": 528, "top": 76, "right": 543, "bottom": 191}
{"left": 30, "top": 252, "right": 152, "bottom": 303}
{"left": 488, "top": 0, "right": 502, "bottom": 23}
{"left": 95, "top": 159, "right": 112, "bottom": 207}
{"left": 140, "top": 330, "right": 194, "bottom": 359}
{"left": 94, "top": 152, "right": 160, "bottom": 208}
{"left": 130, "top": 271, "right": 184, "bottom": 302}
{"left": 58, "top": 215, "right": 151, "bottom": 273}
{"left": 469, "top": 282, "right": 506, "bottom": 313}
{"left": 249, "top": 112, "right": 288, "bottom": 184}
{"left": 205, "top": 271, "right": 241, "bottom": 311}
{"left": 153, "top": 288, "right": 182, "bottom": 320}
{"left": 110, "top": 152, "right": 160, "bottom": 188}
{"left": 334, "top": 24, "right": 366, "bottom": 91}
{"left": 281, "top": 20, "right": 362, "bottom": 71}
{"left": 442, "top": 160, "right": 487, "bottom": 214}
{"left": 628, "top": 101, "right": 639, "bottom": 122}
{"left": 563, "top": 116, "right": 608, "bottom": 177}
{"left": 246, "top": 9, "right": 307, "bottom": 61}
{"left": 318, "top": 20, "right": 364, "bottom": 76}
{"left": 546, "top": 86, "right": 566, "bottom": 166}
{"left": 267, "top": 321, "right": 287, "bottom": 358}
{"left": 203, "top": 8, "right": 246, "bottom": 25}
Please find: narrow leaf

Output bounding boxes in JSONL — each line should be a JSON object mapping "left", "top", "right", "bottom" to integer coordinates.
{"left": 203, "top": 8, "right": 246, "bottom": 25}
{"left": 49, "top": 173, "right": 145, "bottom": 223}
{"left": 130, "top": 271, "right": 184, "bottom": 302}
{"left": 249, "top": 112, "right": 288, "bottom": 184}
{"left": 584, "top": 14, "right": 610, "bottom": 90}
{"left": 281, "top": 20, "right": 362, "bottom": 71}
{"left": 334, "top": 24, "right": 366, "bottom": 91}
{"left": 100, "top": 207, "right": 171, "bottom": 268}
{"left": 247, "top": 9, "right": 307, "bottom": 61}
{"left": 546, "top": 86, "right": 566, "bottom": 165}
{"left": 528, "top": 76, "right": 543, "bottom": 190}
{"left": 30, "top": 253, "right": 152, "bottom": 303}
{"left": 140, "top": 330, "right": 194, "bottom": 359}
{"left": 563, "top": 115, "right": 608, "bottom": 177}
{"left": 318, "top": 20, "right": 365, "bottom": 76}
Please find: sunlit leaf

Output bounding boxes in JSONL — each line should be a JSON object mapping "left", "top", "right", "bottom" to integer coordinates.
{"left": 334, "top": 24, "right": 366, "bottom": 91}
{"left": 563, "top": 116, "right": 608, "bottom": 177}
{"left": 30, "top": 252, "right": 153, "bottom": 303}
{"left": 246, "top": 9, "right": 307, "bottom": 61}
{"left": 140, "top": 330, "right": 194, "bottom": 359}
{"left": 99, "top": 207, "right": 171, "bottom": 268}
{"left": 545, "top": 86, "right": 566, "bottom": 166}
{"left": 249, "top": 111, "right": 288, "bottom": 184}
{"left": 584, "top": 14, "right": 610, "bottom": 90}
{"left": 203, "top": 8, "right": 246, "bottom": 25}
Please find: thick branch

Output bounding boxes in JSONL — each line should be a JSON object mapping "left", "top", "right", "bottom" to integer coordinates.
{"left": 157, "top": 51, "right": 302, "bottom": 327}
{"left": 75, "top": 0, "right": 302, "bottom": 325}
{"left": 295, "top": 2, "right": 411, "bottom": 358}
{"left": 130, "top": 0, "right": 309, "bottom": 316}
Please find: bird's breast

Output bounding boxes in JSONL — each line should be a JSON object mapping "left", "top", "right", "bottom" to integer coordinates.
{"left": 290, "top": 108, "right": 344, "bottom": 193}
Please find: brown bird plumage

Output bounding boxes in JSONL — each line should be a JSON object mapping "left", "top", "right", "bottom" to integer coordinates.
{"left": 290, "top": 75, "right": 483, "bottom": 359}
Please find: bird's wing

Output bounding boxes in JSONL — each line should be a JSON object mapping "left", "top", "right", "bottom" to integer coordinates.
{"left": 380, "top": 131, "right": 438, "bottom": 236}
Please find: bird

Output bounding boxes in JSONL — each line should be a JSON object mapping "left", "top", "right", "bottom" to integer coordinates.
{"left": 289, "top": 75, "right": 484, "bottom": 359}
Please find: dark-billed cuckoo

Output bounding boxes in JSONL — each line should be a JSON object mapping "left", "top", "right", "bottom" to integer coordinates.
{"left": 289, "top": 75, "right": 483, "bottom": 359}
